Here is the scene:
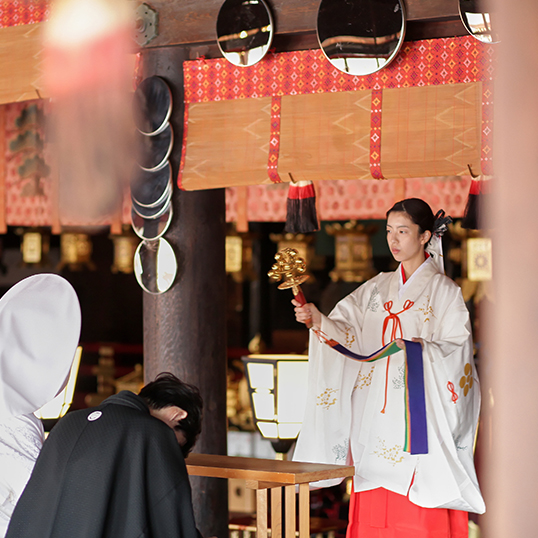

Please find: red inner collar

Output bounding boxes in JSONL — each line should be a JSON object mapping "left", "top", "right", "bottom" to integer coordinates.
{"left": 401, "top": 252, "right": 429, "bottom": 284}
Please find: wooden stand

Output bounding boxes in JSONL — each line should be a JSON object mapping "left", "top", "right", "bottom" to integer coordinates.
{"left": 186, "top": 454, "right": 354, "bottom": 538}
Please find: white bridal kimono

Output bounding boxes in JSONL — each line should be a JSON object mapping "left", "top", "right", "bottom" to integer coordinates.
{"left": 294, "top": 258, "right": 485, "bottom": 514}
{"left": 0, "top": 275, "right": 81, "bottom": 537}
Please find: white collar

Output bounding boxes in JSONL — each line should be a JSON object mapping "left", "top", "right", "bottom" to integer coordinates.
{"left": 398, "top": 256, "right": 433, "bottom": 298}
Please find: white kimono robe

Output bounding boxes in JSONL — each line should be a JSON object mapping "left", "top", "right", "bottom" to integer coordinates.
{"left": 0, "top": 274, "right": 81, "bottom": 537}
{"left": 293, "top": 259, "right": 485, "bottom": 514}
{"left": 0, "top": 415, "right": 44, "bottom": 533}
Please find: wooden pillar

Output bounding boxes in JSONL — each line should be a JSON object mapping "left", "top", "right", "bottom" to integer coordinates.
{"left": 481, "top": 1, "right": 538, "bottom": 536}
{"left": 141, "top": 47, "right": 228, "bottom": 538}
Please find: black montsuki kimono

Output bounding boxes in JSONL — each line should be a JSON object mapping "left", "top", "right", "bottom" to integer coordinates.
{"left": 6, "top": 391, "right": 200, "bottom": 538}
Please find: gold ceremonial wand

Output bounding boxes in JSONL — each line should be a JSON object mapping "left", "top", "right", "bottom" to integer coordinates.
{"left": 268, "top": 248, "right": 312, "bottom": 328}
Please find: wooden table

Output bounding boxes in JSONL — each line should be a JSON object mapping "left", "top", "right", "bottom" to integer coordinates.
{"left": 186, "top": 454, "right": 354, "bottom": 538}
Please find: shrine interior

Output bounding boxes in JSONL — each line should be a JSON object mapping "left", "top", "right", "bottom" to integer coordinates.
{"left": 0, "top": 1, "right": 536, "bottom": 538}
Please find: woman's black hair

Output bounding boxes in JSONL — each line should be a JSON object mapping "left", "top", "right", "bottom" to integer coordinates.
{"left": 386, "top": 198, "right": 435, "bottom": 235}
{"left": 139, "top": 372, "right": 203, "bottom": 457}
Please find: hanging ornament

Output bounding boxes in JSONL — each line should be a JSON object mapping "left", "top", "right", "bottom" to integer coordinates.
{"left": 284, "top": 177, "right": 319, "bottom": 234}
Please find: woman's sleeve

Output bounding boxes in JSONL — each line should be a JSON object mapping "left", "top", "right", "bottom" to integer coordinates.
{"left": 422, "top": 282, "right": 478, "bottom": 435}
{"left": 418, "top": 281, "right": 483, "bottom": 512}
{"left": 293, "top": 283, "right": 372, "bottom": 476}
{"left": 317, "top": 282, "right": 370, "bottom": 354}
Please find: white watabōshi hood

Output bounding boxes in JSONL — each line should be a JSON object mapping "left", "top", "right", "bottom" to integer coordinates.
{"left": 0, "top": 274, "right": 81, "bottom": 418}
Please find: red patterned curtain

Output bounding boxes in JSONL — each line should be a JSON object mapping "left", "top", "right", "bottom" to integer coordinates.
{"left": 0, "top": 1, "right": 49, "bottom": 28}
{"left": 181, "top": 37, "right": 494, "bottom": 222}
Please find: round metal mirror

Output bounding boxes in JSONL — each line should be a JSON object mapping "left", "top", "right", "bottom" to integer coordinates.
{"left": 131, "top": 204, "right": 173, "bottom": 241}
{"left": 134, "top": 238, "right": 177, "bottom": 294}
{"left": 131, "top": 161, "right": 171, "bottom": 208}
{"left": 133, "top": 76, "right": 173, "bottom": 136}
{"left": 136, "top": 123, "right": 173, "bottom": 172}
{"left": 459, "top": 0, "right": 498, "bottom": 44}
{"left": 132, "top": 192, "right": 171, "bottom": 220}
{"left": 216, "top": 0, "right": 274, "bottom": 67}
{"left": 317, "top": 0, "right": 406, "bottom": 76}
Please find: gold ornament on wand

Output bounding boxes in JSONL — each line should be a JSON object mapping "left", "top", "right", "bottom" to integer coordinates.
{"left": 268, "top": 248, "right": 312, "bottom": 328}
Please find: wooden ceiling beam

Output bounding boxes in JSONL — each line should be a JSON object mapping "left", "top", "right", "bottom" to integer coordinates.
{"left": 143, "top": 0, "right": 464, "bottom": 49}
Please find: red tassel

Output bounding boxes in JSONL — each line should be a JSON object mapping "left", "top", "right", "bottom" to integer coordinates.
{"left": 285, "top": 180, "right": 319, "bottom": 233}
{"left": 462, "top": 173, "right": 491, "bottom": 230}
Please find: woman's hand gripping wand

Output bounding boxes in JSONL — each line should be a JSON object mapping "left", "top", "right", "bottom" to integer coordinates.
{"left": 268, "top": 248, "right": 312, "bottom": 328}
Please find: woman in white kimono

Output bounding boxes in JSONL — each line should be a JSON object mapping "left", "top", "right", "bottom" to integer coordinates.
{"left": 0, "top": 274, "right": 81, "bottom": 537}
{"left": 293, "top": 199, "right": 484, "bottom": 538}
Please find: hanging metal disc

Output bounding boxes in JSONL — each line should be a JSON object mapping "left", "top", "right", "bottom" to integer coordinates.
{"left": 131, "top": 203, "right": 173, "bottom": 241}
{"left": 317, "top": 0, "right": 406, "bottom": 76}
{"left": 132, "top": 191, "right": 171, "bottom": 220}
{"left": 131, "top": 162, "right": 172, "bottom": 208}
{"left": 133, "top": 76, "right": 173, "bottom": 136}
{"left": 136, "top": 123, "right": 174, "bottom": 172}
{"left": 459, "top": 0, "right": 499, "bottom": 43}
{"left": 216, "top": 0, "right": 274, "bottom": 67}
{"left": 134, "top": 238, "right": 177, "bottom": 294}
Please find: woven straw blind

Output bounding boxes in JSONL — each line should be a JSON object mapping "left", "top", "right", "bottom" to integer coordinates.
{"left": 381, "top": 83, "right": 482, "bottom": 178}
{"left": 0, "top": 23, "right": 46, "bottom": 105}
{"left": 179, "top": 82, "right": 482, "bottom": 190}
{"left": 180, "top": 97, "right": 272, "bottom": 190}
{"left": 278, "top": 90, "right": 372, "bottom": 181}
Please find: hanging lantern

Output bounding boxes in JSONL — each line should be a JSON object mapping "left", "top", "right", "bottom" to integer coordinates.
{"left": 20, "top": 230, "right": 50, "bottom": 265}
{"left": 466, "top": 237, "right": 492, "bottom": 282}
{"left": 448, "top": 221, "right": 493, "bottom": 304}
{"left": 110, "top": 231, "right": 139, "bottom": 274}
{"left": 242, "top": 353, "right": 309, "bottom": 456}
{"left": 326, "top": 221, "right": 377, "bottom": 283}
{"left": 22, "top": 232, "right": 42, "bottom": 264}
{"left": 226, "top": 228, "right": 255, "bottom": 283}
{"left": 226, "top": 235, "right": 243, "bottom": 273}
{"left": 59, "top": 232, "right": 95, "bottom": 271}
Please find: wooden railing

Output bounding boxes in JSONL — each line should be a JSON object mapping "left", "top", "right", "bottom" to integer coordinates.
{"left": 186, "top": 454, "right": 354, "bottom": 538}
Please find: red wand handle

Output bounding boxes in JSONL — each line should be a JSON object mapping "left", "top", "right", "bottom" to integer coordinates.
{"left": 293, "top": 286, "right": 313, "bottom": 329}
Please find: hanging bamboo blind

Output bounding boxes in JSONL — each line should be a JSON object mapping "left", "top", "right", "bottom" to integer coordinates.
{"left": 381, "top": 83, "right": 482, "bottom": 179}
{"left": 180, "top": 82, "right": 482, "bottom": 190}
{"left": 179, "top": 97, "right": 273, "bottom": 190}
{"left": 0, "top": 23, "right": 46, "bottom": 105}
{"left": 179, "top": 39, "right": 494, "bottom": 191}
{"left": 278, "top": 90, "right": 372, "bottom": 182}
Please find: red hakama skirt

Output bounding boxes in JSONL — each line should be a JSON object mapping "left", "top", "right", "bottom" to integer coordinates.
{"left": 346, "top": 488, "right": 468, "bottom": 538}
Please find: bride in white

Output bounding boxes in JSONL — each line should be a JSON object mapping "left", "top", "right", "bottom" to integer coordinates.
{"left": 0, "top": 274, "right": 80, "bottom": 537}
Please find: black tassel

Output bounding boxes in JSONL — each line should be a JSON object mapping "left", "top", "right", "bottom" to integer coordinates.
{"left": 462, "top": 194, "right": 480, "bottom": 230}
{"left": 284, "top": 180, "right": 319, "bottom": 234}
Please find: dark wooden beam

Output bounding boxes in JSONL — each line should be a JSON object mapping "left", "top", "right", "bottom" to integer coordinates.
{"left": 144, "top": 0, "right": 463, "bottom": 48}
{"left": 405, "top": 19, "right": 468, "bottom": 41}
{"left": 163, "top": 19, "right": 468, "bottom": 64}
